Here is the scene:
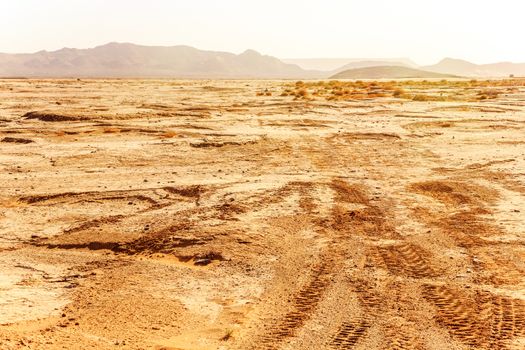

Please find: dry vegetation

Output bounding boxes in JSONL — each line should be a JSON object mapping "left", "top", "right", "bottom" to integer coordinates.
{"left": 273, "top": 78, "right": 525, "bottom": 102}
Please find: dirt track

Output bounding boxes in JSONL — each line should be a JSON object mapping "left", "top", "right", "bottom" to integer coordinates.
{"left": 1, "top": 79, "right": 524, "bottom": 349}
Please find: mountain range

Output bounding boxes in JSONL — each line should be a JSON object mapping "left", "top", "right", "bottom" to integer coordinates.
{"left": 0, "top": 42, "right": 316, "bottom": 79}
{"left": 282, "top": 58, "right": 418, "bottom": 71}
{"left": 422, "top": 58, "right": 525, "bottom": 77}
{"left": 0, "top": 42, "right": 523, "bottom": 79}
{"left": 330, "top": 66, "right": 457, "bottom": 79}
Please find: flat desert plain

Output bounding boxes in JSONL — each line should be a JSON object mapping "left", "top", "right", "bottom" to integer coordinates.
{"left": 1, "top": 79, "right": 525, "bottom": 350}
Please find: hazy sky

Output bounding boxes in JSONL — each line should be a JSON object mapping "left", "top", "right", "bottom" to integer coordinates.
{"left": 1, "top": 0, "right": 524, "bottom": 65}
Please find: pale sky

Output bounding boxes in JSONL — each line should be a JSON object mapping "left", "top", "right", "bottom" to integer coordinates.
{"left": 1, "top": 0, "right": 524, "bottom": 65}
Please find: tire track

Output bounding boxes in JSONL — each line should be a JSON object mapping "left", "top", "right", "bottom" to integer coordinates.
{"left": 329, "top": 280, "right": 382, "bottom": 349}
{"left": 409, "top": 179, "right": 499, "bottom": 249}
{"left": 423, "top": 284, "right": 525, "bottom": 349}
{"left": 247, "top": 180, "right": 375, "bottom": 349}
{"left": 383, "top": 323, "right": 424, "bottom": 350}
{"left": 237, "top": 181, "right": 336, "bottom": 349}
{"left": 331, "top": 319, "right": 371, "bottom": 348}
{"left": 375, "top": 243, "right": 437, "bottom": 278}
{"left": 472, "top": 250, "right": 525, "bottom": 287}
{"left": 256, "top": 259, "right": 333, "bottom": 348}
{"left": 483, "top": 292, "right": 525, "bottom": 349}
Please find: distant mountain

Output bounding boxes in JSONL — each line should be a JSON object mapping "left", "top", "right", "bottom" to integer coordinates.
{"left": 330, "top": 66, "right": 458, "bottom": 79}
{"left": 423, "top": 58, "right": 525, "bottom": 77}
{"left": 283, "top": 57, "right": 417, "bottom": 71}
{"left": 1, "top": 44, "right": 522, "bottom": 78}
{"left": 0, "top": 42, "right": 319, "bottom": 78}
{"left": 330, "top": 60, "right": 412, "bottom": 75}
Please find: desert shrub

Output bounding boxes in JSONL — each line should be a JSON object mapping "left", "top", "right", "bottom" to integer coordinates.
{"left": 478, "top": 89, "right": 500, "bottom": 99}
{"left": 412, "top": 94, "right": 432, "bottom": 101}
{"left": 393, "top": 88, "right": 405, "bottom": 97}
{"left": 382, "top": 83, "right": 396, "bottom": 91}
{"left": 296, "top": 88, "right": 308, "bottom": 98}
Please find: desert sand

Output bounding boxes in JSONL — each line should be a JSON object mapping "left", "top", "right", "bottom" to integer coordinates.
{"left": 0, "top": 79, "right": 524, "bottom": 349}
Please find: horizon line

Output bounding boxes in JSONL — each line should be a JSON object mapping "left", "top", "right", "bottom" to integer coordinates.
{"left": 1, "top": 41, "right": 524, "bottom": 66}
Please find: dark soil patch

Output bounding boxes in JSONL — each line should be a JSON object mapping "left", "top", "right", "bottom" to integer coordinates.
{"left": 190, "top": 140, "right": 257, "bottom": 148}
{"left": 1, "top": 137, "right": 34, "bottom": 144}
{"left": 23, "top": 111, "right": 87, "bottom": 122}
{"left": 164, "top": 185, "right": 204, "bottom": 198}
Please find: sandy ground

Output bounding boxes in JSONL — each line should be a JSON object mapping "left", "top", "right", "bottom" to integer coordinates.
{"left": 0, "top": 79, "right": 524, "bottom": 349}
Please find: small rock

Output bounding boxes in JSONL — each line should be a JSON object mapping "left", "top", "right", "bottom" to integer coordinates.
{"left": 194, "top": 258, "right": 212, "bottom": 266}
